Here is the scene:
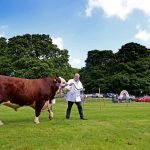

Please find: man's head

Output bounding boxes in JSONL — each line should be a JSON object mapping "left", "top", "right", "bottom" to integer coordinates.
{"left": 74, "top": 73, "right": 80, "bottom": 81}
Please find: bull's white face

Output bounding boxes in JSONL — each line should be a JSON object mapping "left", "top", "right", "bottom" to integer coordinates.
{"left": 59, "top": 77, "right": 67, "bottom": 86}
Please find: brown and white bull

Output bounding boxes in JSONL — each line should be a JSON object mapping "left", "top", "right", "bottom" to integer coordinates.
{"left": 0, "top": 75, "right": 66, "bottom": 125}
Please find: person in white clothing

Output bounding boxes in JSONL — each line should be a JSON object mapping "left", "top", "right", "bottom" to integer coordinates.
{"left": 65, "top": 73, "right": 87, "bottom": 120}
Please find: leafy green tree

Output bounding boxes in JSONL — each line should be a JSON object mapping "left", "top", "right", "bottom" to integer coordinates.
{"left": 0, "top": 37, "right": 12, "bottom": 75}
{"left": 0, "top": 34, "right": 73, "bottom": 79}
{"left": 117, "top": 42, "right": 150, "bottom": 62}
{"left": 0, "top": 37, "right": 7, "bottom": 55}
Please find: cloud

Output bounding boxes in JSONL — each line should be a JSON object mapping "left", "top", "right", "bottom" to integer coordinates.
{"left": 135, "top": 29, "right": 150, "bottom": 42}
{"left": 0, "top": 34, "right": 4, "bottom": 37}
{"left": 0, "top": 32, "right": 5, "bottom": 37}
{"left": 85, "top": 0, "right": 150, "bottom": 20}
{"left": 69, "top": 58, "right": 82, "bottom": 68}
{"left": 52, "top": 37, "right": 64, "bottom": 49}
{"left": 0, "top": 25, "right": 8, "bottom": 38}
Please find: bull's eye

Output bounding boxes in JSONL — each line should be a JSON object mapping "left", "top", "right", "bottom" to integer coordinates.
{"left": 56, "top": 82, "right": 60, "bottom": 87}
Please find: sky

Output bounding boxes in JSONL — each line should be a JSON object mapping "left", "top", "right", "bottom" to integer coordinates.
{"left": 1, "top": 0, "right": 150, "bottom": 68}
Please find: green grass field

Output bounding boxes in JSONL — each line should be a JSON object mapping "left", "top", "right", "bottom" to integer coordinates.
{"left": 0, "top": 99, "right": 150, "bottom": 150}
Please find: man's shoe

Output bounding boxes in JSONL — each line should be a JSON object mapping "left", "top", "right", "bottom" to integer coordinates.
{"left": 80, "top": 118, "right": 87, "bottom": 120}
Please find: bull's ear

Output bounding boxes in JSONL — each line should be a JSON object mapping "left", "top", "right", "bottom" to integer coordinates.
{"left": 58, "top": 77, "right": 63, "bottom": 82}
{"left": 53, "top": 78, "right": 57, "bottom": 83}
{"left": 53, "top": 77, "right": 58, "bottom": 83}
{"left": 54, "top": 77, "right": 61, "bottom": 83}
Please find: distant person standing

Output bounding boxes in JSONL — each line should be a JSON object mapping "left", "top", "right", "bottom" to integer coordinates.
{"left": 65, "top": 73, "right": 87, "bottom": 120}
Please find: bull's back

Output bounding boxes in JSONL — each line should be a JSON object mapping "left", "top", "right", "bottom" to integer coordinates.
{"left": 0, "top": 75, "right": 46, "bottom": 105}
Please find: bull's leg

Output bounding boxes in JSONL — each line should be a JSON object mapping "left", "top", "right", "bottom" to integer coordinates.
{"left": 0, "top": 120, "right": 4, "bottom": 126}
{"left": 0, "top": 103, "right": 3, "bottom": 125}
{"left": 48, "top": 99, "right": 56, "bottom": 119}
{"left": 34, "top": 100, "right": 45, "bottom": 124}
{"left": 48, "top": 104, "right": 53, "bottom": 120}
{"left": 0, "top": 97, "right": 5, "bottom": 125}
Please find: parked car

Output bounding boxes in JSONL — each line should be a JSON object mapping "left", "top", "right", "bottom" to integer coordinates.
{"left": 92, "top": 93, "right": 103, "bottom": 98}
{"left": 85, "top": 94, "right": 93, "bottom": 98}
{"left": 135, "top": 96, "right": 150, "bottom": 102}
{"left": 128, "top": 95, "right": 136, "bottom": 102}
{"left": 103, "top": 93, "right": 115, "bottom": 98}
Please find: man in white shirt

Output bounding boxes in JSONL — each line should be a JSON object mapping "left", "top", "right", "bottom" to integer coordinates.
{"left": 65, "top": 73, "right": 86, "bottom": 120}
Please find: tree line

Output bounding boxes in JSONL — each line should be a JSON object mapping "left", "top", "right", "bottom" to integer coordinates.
{"left": 0, "top": 34, "right": 150, "bottom": 96}
{"left": 79, "top": 42, "right": 150, "bottom": 96}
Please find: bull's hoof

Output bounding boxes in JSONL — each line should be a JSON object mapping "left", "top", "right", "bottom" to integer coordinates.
{"left": 49, "top": 116, "right": 53, "bottom": 120}
{"left": 49, "top": 112, "right": 54, "bottom": 120}
{"left": 14, "top": 108, "right": 18, "bottom": 111}
{"left": 34, "top": 117, "right": 40, "bottom": 124}
{"left": 34, "top": 120, "right": 40, "bottom": 124}
{"left": 0, "top": 120, "right": 4, "bottom": 126}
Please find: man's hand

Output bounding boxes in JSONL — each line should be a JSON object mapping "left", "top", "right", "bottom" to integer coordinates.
{"left": 69, "top": 83, "right": 74, "bottom": 86}
{"left": 81, "top": 88, "right": 85, "bottom": 91}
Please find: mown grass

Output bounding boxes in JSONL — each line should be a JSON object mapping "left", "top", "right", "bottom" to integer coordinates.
{"left": 0, "top": 98, "right": 150, "bottom": 150}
